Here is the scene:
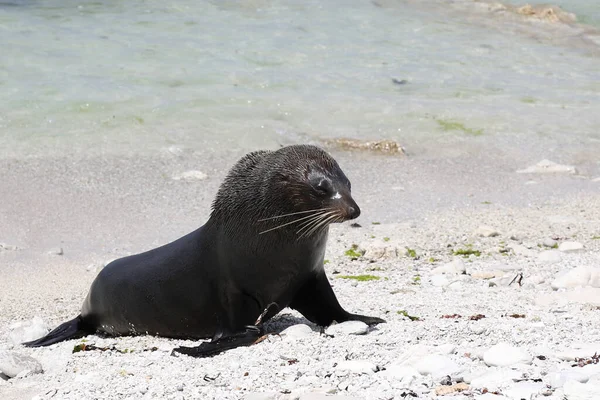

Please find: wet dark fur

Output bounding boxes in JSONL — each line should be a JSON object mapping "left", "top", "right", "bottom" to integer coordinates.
{"left": 23, "top": 145, "right": 385, "bottom": 356}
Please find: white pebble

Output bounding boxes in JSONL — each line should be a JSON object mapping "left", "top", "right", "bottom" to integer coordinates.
{"left": 503, "top": 381, "right": 544, "bottom": 399}
{"left": 516, "top": 159, "right": 577, "bottom": 174}
{"left": 413, "top": 354, "right": 461, "bottom": 379}
{"left": 474, "top": 225, "right": 500, "bottom": 237}
{"left": 431, "top": 275, "right": 454, "bottom": 287}
{"left": 563, "top": 379, "right": 600, "bottom": 400}
{"left": 172, "top": 170, "right": 208, "bottom": 181}
{"left": 431, "top": 259, "right": 466, "bottom": 275}
{"left": 335, "top": 360, "right": 378, "bottom": 375}
{"left": 483, "top": 343, "right": 532, "bottom": 367}
{"left": 325, "top": 321, "right": 368, "bottom": 336}
{"left": 280, "top": 324, "right": 313, "bottom": 340}
{"left": 8, "top": 317, "right": 48, "bottom": 345}
{"left": 555, "top": 344, "right": 600, "bottom": 361}
{"left": 551, "top": 267, "right": 600, "bottom": 290}
{"left": 559, "top": 241, "right": 584, "bottom": 252}
{"left": 537, "top": 250, "right": 562, "bottom": 264}
{"left": 380, "top": 365, "right": 420, "bottom": 386}
{"left": 47, "top": 247, "right": 63, "bottom": 255}
{"left": 0, "top": 351, "right": 43, "bottom": 378}
{"left": 470, "top": 369, "right": 521, "bottom": 390}
{"left": 548, "top": 369, "right": 589, "bottom": 387}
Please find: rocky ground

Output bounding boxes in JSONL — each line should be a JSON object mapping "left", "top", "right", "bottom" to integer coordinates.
{"left": 0, "top": 147, "right": 599, "bottom": 400}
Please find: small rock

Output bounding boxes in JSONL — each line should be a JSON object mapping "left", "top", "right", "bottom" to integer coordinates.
{"left": 516, "top": 159, "right": 577, "bottom": 174}
{"left": 0, "top": 243, "right": 19, "bottom": 251}
{"left": 483, "top": 343, "right": 532, "bottom": 367}
{"left": 555, "top": 344, "right": 600, "bottom": 361}
{"left": 469, "top": 325, "right": 486, "bottom": 335}
{"left": 280, "top": 324, "right": 313, "bottom": 340}
{"left": 470, "top": 369, "right": 521, "bottom": 390}
{"left": 325, "top": 321, "right": 368, "bottom": 336}
{"left": 336, "top": 360, "right": 378, "bottom": 375}
{"left": 435, "top": 382, "right": 469, "bottom": 396}
{"left": 559, "top": 241, "right": 584, "bottom": 252}
{"left": 471, "top": 271, "right": 498, "bottom": 280}
{"left": 548, "top": 369, "right": 589, "bottom": 387}
{"left": 563, "top": 379, "right": 600, "bottom": 400}
{"left": 537, "top": 250, "right": 562, "bottom": 264}
{"left": 528, "top": 274, "right": 546, "bottom": 285}
{"left": 172, "top": 170, "right": 208, "bottom": 181}
{"left": 380, "top": 365, "right": 420, "bottom": 385}
{"left": 551, "top": 266, "right": 600, "bottom": 290}
{"left": 508, "top": 244, "right": 534, "bottom": 257}
{"left": 0, "top": 351, "right": 43, "bottom": 378}
{"left": 474, "top": 226, "right": 500, "bottom": 237}
{"left": 47, "top": 247, "right": 63, "bottom": 256}
{"left": 503, "top": 381, "right": 544, "bottom": 399}
{"left": 414, "top": 354, "right": 462, "bottom": 379}
{"left": 362, "top": 240, "right": 400, "bottom": 260}
{"left": 432, "top": 259, "right": 466, "bottom": 275}
{"left": 8, "top": 317, "right": 49, "bottom": 345}
{"left": 431, "top": 275, "right": 454, "bottom": 287}
{"left": 543, "top": 238, "right": 558, "bottom": 248}
{"left": 299, "top": 394, "right": 363, "bottom": 400}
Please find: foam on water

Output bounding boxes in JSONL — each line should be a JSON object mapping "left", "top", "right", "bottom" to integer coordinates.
{"left": 0, "top": 0, "right": 599, "bottom": 157}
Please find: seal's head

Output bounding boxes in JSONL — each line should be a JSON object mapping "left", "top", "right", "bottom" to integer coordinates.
{"left": 212, "top": 144, "right": 360, "bottom": 238}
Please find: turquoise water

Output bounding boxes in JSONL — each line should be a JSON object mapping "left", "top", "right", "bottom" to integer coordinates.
{"left": 0, "top": 0, "right": 599, "bottom": 157}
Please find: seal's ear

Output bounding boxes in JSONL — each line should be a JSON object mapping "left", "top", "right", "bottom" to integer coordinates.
{"left": 277, "top": 172, "right": 291, "bottom": 183}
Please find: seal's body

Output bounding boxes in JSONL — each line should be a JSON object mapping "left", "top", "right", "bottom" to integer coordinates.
{"left": 24, "top": 145, "right": 384, "bottom": 356}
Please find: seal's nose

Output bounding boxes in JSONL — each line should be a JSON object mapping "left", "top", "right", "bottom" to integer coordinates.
{"left": 347, "top": 204, "right": 361, "bottom": 220}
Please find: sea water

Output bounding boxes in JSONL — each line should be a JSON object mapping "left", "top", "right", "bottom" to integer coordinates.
{"left": 0, "top": 0, "right": 599, "bottom": 158}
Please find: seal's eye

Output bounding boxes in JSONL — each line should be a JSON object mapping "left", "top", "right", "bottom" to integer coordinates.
{"left": 314, "top": 178, "right": 332, "bottom": 196}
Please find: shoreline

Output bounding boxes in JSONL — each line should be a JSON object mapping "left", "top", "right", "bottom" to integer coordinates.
{"left": 1, "top": 147, "right": 599, "bottom": 399}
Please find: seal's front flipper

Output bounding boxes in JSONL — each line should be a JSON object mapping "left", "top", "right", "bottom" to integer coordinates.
{"left": 290, "top": 272, "right": 386, "bottom": 327}
{"left": 171, "top": 326, "right": 264, "bottom": 358}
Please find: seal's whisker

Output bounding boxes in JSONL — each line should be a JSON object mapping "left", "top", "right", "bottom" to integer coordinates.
{"left": 258, "top": 207, "right": 330, "bottom": 222}
{"left": 259, "top": 210, "right": 330, "bottom": 235}
{"left": 296, "top": 211, "right": 334, "bottom": 236}
{"left": 296, "top": 214, "right": 327, "bottom": 239}
{"left": 297, "top": 211, "right": 337, "bottom": 239}
{"left": 306, "top": 213, "right": 339, "bottom": 238}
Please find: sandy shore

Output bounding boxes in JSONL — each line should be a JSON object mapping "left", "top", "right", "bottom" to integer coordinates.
{"left": 1, "top": 145, "right": 599, "bottom": 399}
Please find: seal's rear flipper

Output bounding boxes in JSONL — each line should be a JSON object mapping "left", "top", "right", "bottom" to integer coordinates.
{"left": 171, "top": 326, "right": 264, "bottom": 358}
{"left": 22, "top": 315, "right": 89, "bottom": 347}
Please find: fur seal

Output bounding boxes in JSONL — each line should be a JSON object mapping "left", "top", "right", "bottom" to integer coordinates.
{"left": 24, "top": 144, "right": 385, "bottom": 357}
